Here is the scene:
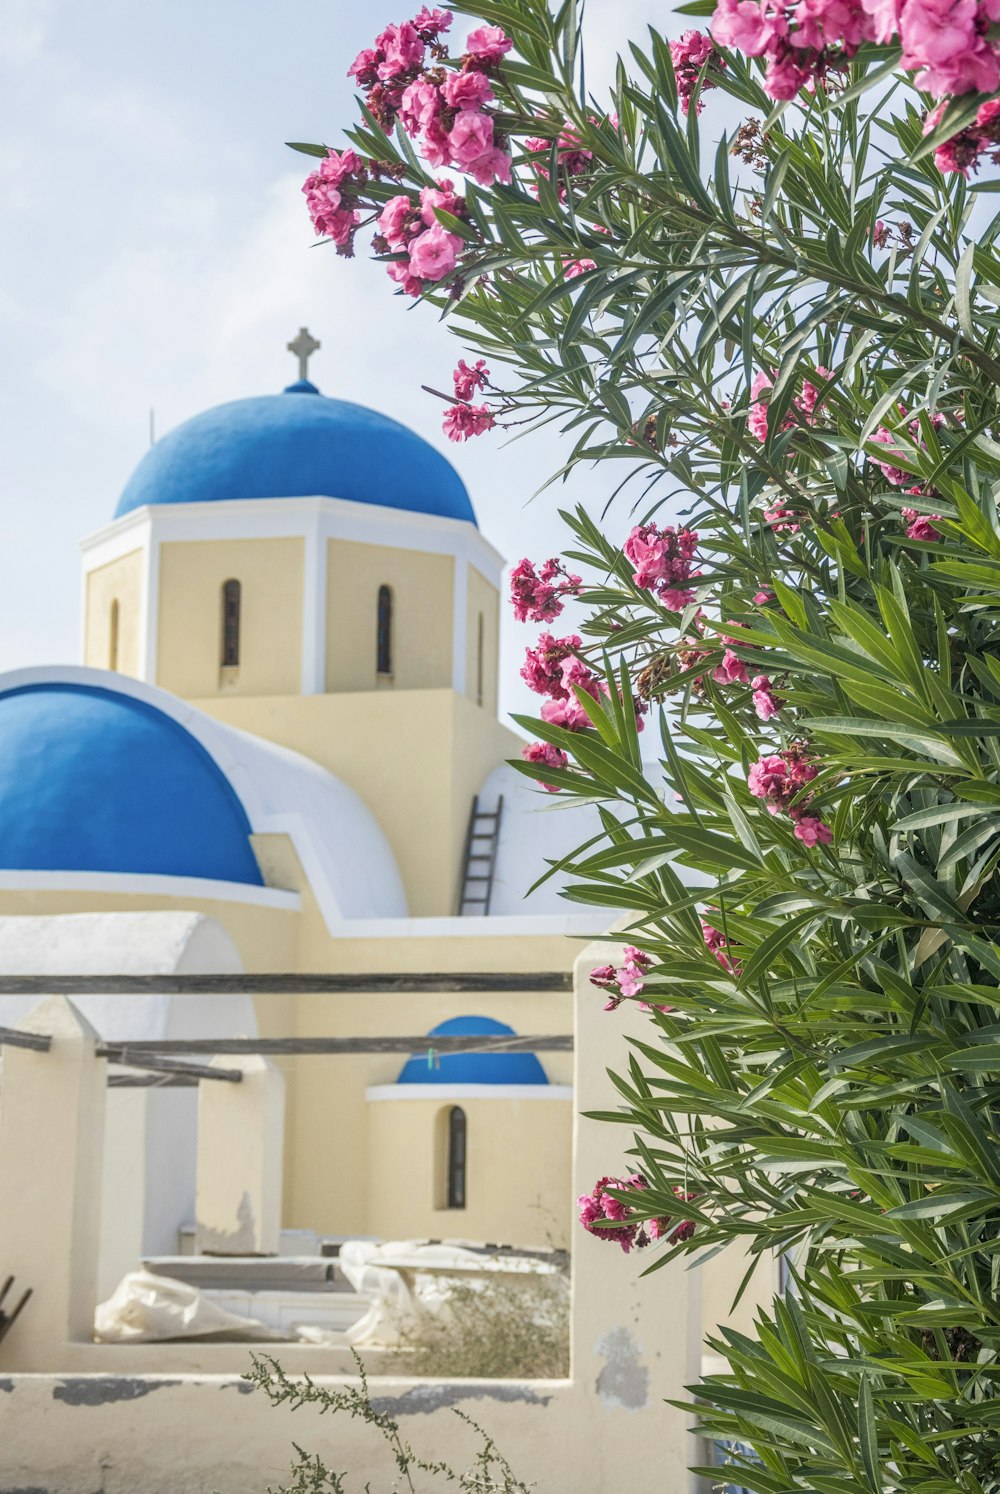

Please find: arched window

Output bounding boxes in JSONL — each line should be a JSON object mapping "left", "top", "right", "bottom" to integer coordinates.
{"left": 475, "top": 611, "right": 485, "bottom": 707}
{"left": 447, "top": 1106, "right": 467, "bottom": 1210}
{"left": 221, "top": 579, "right": 241, "bottom": 667}
{"left": 108, "top": 598, "right": 120, "bottom": 672}
{"left": 376, "top": 584, "right": 393, "bottom": 676}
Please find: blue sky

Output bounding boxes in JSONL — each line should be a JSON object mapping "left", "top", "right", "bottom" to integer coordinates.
{"left": 0, "top": 0, "right": 702, "bottom": 721}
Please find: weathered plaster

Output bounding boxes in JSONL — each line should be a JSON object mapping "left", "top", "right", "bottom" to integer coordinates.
{"left": 52, "top": 1377, "right": 182, "bottom": 1406}
{"left": 594, "top": 1325, "right": 649, "bottom": 1411}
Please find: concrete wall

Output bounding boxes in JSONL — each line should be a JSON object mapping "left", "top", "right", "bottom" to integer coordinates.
{"left": 157, "top": 538, "right": 305, "bottom": 698}
{"left": 325, "top": 539, "right": 454, "bottom": 692}
{"left": 83, "top": 549, "right": 143, "bottom": 678}
{"left": 365, "top": 1089, "right": 572, "bottom": 1247}
{"left": 0, "top": 943, "right": 717, "bottom": 1494}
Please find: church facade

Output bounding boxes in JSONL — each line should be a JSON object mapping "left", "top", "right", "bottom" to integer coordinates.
{"left": 0, "top": 348, "right": 612, "bottom": 1288}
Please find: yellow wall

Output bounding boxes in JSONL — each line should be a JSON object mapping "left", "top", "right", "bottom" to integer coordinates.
{"left": 199, "top": 690, "right": 518, "bottom": 917}
{"left": 84, "top": 550, "right": 143, "bottom": 678}
{"left": 157, "top": 538, "right": 304, "bottom": 699}
{"left": 325, "top": 539, "right": 453, "bottom": 693}
{"left": 465, "top": 567, "right": 499, "bottom": 714}
{"left": 367, "top": 1095, "right": 572, "bottom": 1247}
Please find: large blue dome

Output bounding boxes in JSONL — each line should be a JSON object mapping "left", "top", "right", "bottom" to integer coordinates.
{"left": 0, "top": 682, "right": 263, "bottom": 885}
{"left": 115, "top": 384, "right": 476, "bottom": 525}
{"left": 397, "top": 1016, "right": 549, "bottom": 1086}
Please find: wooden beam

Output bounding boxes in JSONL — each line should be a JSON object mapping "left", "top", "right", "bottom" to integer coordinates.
{"left": 96, "top": 1034, "right": 573, "bottom": 1057}
{"left": 0, "top": 1025, "right": 52, "bottom": 1052}
{"left": 0, "top": 972, "right": 572, "bottom": 996}
{"left": 103, "top": 1051, "right": 243, "bottom": 1083}
{"left": 107, "top": 1073, "right": 199, "bottom": 1089}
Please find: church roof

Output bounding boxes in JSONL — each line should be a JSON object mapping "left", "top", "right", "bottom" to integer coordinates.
{"left": 0, "top": 680, "right": 263, "bottom": 885}
{"left": 396, "top": 1016, "right": 549, "bottom": 1086}
{"left": 114, "top": 383, "right": 477, "bottom": 525}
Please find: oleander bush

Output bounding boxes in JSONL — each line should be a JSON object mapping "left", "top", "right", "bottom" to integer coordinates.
{"left": 294, "top": 0, "right": 1000, "bottom": 1487}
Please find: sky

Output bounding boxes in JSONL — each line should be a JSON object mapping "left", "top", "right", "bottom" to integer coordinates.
{"left": 0, "top": 0, "right": 703, "bottom": 724}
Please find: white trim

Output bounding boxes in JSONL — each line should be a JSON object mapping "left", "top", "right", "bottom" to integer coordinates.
{"left": 451, "top": 555, "right": 467, "bottom": 695}
{"left": 323, "top": 912, "right": 613, "bottom": 938}
{"left": 0, "top": 869, "right": 300, "bottom": 910}
{"left": 366, "top": 1083, "right": 573, "bottom": 1102}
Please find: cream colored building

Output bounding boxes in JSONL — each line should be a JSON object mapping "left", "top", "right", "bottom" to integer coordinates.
{"left": 0, "top": 359, "right": 611, "bottom": 1273}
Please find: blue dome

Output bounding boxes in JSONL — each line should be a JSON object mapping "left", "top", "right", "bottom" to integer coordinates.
{"left": 397, "top": 1016, "right": 549, "bottom": 1086}
{"left": 115, "top": 385, "right": 476, "bottom": 525}
{"left": 0, "top": 683, "right": 263, "bottom": 885}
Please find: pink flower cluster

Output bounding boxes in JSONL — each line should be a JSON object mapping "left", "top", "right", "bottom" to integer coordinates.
{"left": 669, "top": 29, "right": 727, "bottom": 112}
{"left": 711, "top": 624, "right": 782, "bottom": 720}
{"left": 524, "top": 123, "right": 595, "bottom": 199}
{"left": 747, "top": 744, "right": 832, "bottom": 846}
{"left": 443, "top": 357, "right": 495, "bottom": 441}
{"left": 302, "top": 149, "right": 367, "bottom": 255}
{"left": 377, "top": 178, "right": 467, "bottom": 296}
{"left": 563, "top": 257, "right": 597, "bottom": 279}
{"left": 747, "top": 367, "right": 831, "bottom": 443}
{"left": 520, "top": 632, "right": 585, "bottom": 699}
{"left": 521, "top": 740, "right": 569, "bottom": 792}
{"left": 348, "top": 13, "right": 513, "bottom": 186}
{"left": 509, "top": 557, "right": 582, "bottom": 624}
{"left": 578, "top": 1174, "right": 696, "bottom": 1252}
{"left": 900, "top": 506, "right": 942, "bottom": 541}
{"left": 701, "top": 919, "right": 741, "bottom": 975}
{"left": 926, "top": 98, "right": 1000, "bottom": 176}
{"left": 624, "top": 523, "right": 699, "bottom": 610}
{"left": 589, "top": 947, "right": 668, "bottom": 1010}
{"left": 710, "top": 0, "right": 1000, "bottom": 105}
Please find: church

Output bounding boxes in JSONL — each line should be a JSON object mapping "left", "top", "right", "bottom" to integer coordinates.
{"left": 0, "top": 332, "right": 613, "bottom": 1298}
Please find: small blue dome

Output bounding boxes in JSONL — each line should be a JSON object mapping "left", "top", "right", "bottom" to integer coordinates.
{"left": 397, "top": 1016, "right": 549, "bottom": 1086}
{"left": 0, "top": 683, "right": 263, "bottom": 885}
{"left": 115, "top": 386, "right": 476, "bottom": 525}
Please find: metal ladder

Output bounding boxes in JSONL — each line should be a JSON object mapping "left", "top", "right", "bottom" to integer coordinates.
{"left": 457, "top": 794, "right": 504, "bottom": 915}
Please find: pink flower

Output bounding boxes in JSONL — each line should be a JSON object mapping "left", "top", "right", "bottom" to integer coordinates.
{"left": 348, "top": 47, "right": 381, "bottom": 84}
{"left": 792, "top": 813, "right": 832, "bottom": 847}
{"left": 748, "top": 754, "right": 789, "bottom": 812}
{"left": 465, "top": 147, "right": 513, "bottom": 186}
{"left": 763, "top": 504, "right": 801, "bottom": 533}
{"left": 860, "top": 0, "right": 901, "bottom": 42}
{"left": 520, "top": 633, "right": 585, "bottom": 698}
{"left": 623, "top": 523, "right": 698, "bottom": 607}
{"left": 448, "top": 109, "right": 495, "bottom": 167}
{"left": 442, "top": 402, "right": 495, "bottom": 441}
{"left": 713, "top": 647, "right": 750, "bottom": 685}
{"left": 464, "top": 23, "right": 513, "bottom": 65}
{"left": 419, "top": 178, "right": 464, "bottom": 225}
{"left": 375, "top": 21, "right": 425, "bottom": 80}
{"left": 701, "top": 919, "right": 740, "bottom": 975}
{"left": 441, "top": 69, "right": 494, "bottom": 108}
{"left": 751, "top": 674, "right": 781, "bottom": 720}
{"left": 413, "top": 6, "right": 452, "bottom": 36}
{"left": 870, "top": 426, "right": 909, "bottom": 485}
{"left": 748, "top": 365, "right": 831, "bottom": 442}
{"left": 669, "top": 29, "right": 725, "bottom": 113}
{"left": 711, "top": 0, "right": 789, "bottom": 56}
{"left": 541, "top": 694, "right": 593, "bottom": 732}
{"left": 422, "top": 115, "right": 453, "bottom": 168}
{"left": 407, "top": 222, "right": 462, "bottom": 281}
{"left": 378, "top": 194, "right": 415, "bottom": 250}
{"left": 386, "top": 258, "right": 425, "bottom": 297}
{"left": 522, "top": 740, "right": 570, "bottom": 792}
{"left": 453, "top": 358, "right": 489, "bottom": 400}
{"left": 901, "top": 507, "right": 942, "bottom": 541}
{"left": 753, "top": 590, "right": 773, "bottom": 605}
{"left": 399, "top": 76, "right": 442, "bottom": 135}
{"left": 872, "top": 219, "right": 890, "bottom": 249}
{"left": 509, "top": 558, "right": 582, "bottom": 624}
{"left": 563, "top": 258, "right": 597, "bottom": 278}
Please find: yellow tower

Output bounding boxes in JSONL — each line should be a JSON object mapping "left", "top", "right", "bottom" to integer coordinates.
{"left": 80, "top": 348, "right": 519, "bottom": 917}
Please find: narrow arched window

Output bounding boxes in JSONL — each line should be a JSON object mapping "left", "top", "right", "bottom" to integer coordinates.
{"left": 475, "top": 611, "right": 485, "bottom": 707}
{"left": 376, "top": 585, "right": 393, "bottom": 676}
{"left": 221, "top": 580, "right": 241, "bottom": 667}
{"left": 108, "top": 598, "right": 120, "bottom": 672}
{"left": 447, "top": 1106, "right": 467, "bottom": 1210}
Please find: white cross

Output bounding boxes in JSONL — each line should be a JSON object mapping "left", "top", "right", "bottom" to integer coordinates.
{"left": 287, "top": 327, "right": 320, "bottom": 381}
